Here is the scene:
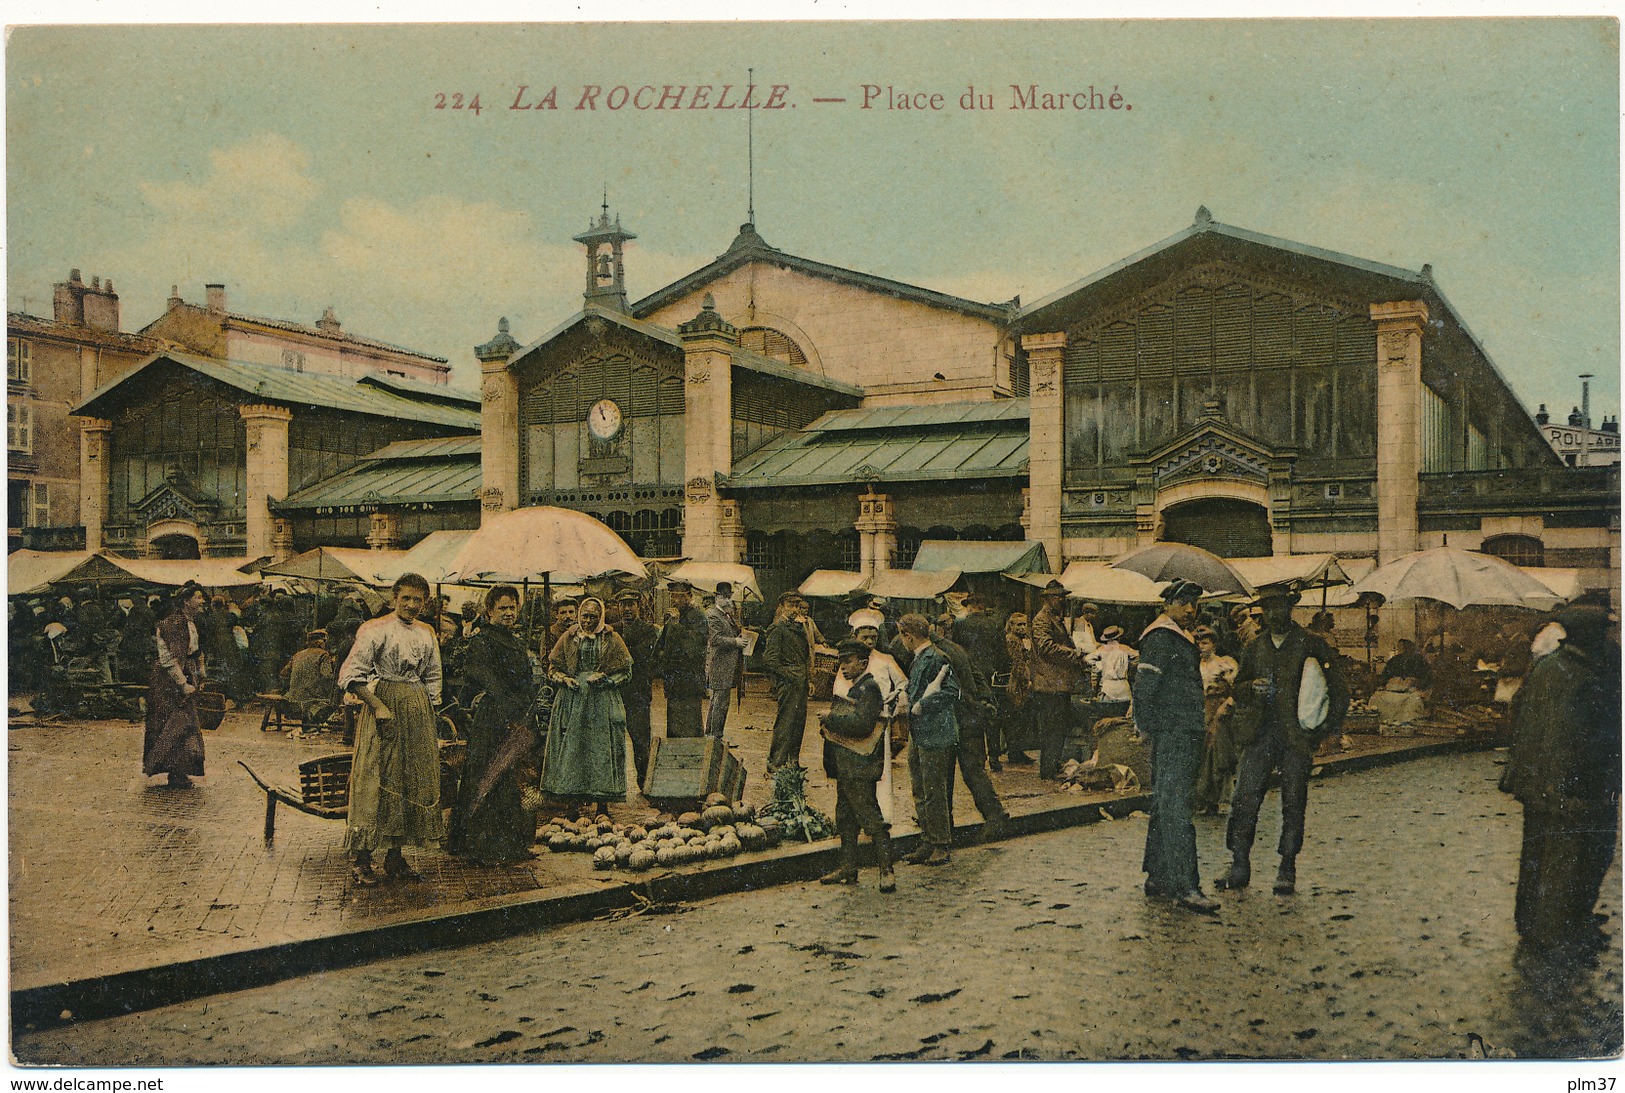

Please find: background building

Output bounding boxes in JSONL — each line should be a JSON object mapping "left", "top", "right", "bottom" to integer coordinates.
{"left": 7, "top": 270, "right": 159, "bottom": 551}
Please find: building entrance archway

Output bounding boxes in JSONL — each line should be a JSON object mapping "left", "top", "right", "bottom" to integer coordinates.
{"left": 1159, "top": 496, "right": 1272, "bottom": 558}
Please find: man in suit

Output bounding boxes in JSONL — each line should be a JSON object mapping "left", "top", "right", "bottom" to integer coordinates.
{"left": 704, "top": 581, "right": 749, "bottom": 740}
{"left": 1217, "top": 587, "right": 1350, "bottom": 896}
{"left": 897, "top": 613, "right": 960, "bottom": 867}
{"left": 763, "top": 591, "right": 811, "bottom": 772}
{"left": 655, "top": 580, "right": 708, "bottom": 738}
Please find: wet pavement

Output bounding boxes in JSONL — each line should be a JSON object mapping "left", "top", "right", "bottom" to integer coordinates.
{"left": 14, "top": 749, "right": 1620, "bottom": 1065}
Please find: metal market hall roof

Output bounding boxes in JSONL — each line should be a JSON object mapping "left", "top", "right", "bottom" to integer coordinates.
{"left": 723, "top": 398, "right": 1030, "bottom": 489}
{"left": 73, "top": 351, "right": 482, "bottom": 430}
{"left": 275, "top": 435, "right": 482, "bottom": 511}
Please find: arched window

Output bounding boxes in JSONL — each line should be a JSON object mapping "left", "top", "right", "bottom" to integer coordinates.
{"left": 738, "top": 327, "right": 808, "bottom": 367}
{"left": 1481, "top": 534, "right": 1545, "bottom": 568}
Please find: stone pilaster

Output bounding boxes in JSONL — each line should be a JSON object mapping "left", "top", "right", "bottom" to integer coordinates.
{"left": 1370, "top": 301, "right": 1429, "bottom": 565}
{"left": 1022, "top": 331, "right": 1066, "bottom": 564}
{"left": 239, "top": 403, "right": 292, "bottom": 562}
{"left": 79, "top": 417, "right": 112, "bottom": 552}
{"left": 718, "top": 500, "right": 746, "bottom": 564}
{"left": 367, "top": 512, "right": 402, "bottom": 551}
{"left": 678, "top": 295, "right": 738, "bottom": 562}
{"left": 475, "top": 318, "right": 522, "bottom": 524}
{"left": 271, "top": 518, "right": 296, "bottom": 563}
{"left": 855, "top": 489, "right": 898, "bottom": 575}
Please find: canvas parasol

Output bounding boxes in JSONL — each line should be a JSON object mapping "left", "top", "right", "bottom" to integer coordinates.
{"left": 1109, "top": 542, "right": 1255, "bottom": 597}
{"left": 1346, "top": 546, "right": 1565, "bottom": 611}
{"left": 442, "top": 507, "right": 646, "bottom": 584}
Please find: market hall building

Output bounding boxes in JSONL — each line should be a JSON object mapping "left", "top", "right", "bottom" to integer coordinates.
{"left": 475, "top": 206, "right": 1617, "bottom": 605}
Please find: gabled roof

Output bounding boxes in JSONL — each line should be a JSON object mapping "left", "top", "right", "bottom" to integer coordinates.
{"left": 73, "top": 351, "right": 481, "bottom": 430}
{"left": 724, "top": 399, "right": 1029, "bottom": 489}
{"left": 1019, "top": 207, "right": 1429, "bottom": 327}
{"left": 510, "top": 306, "right": 863, "bottom": 398}
{"left": 631, "top": 222, "right": 1016, "bottom": 324}
{"left": 275, "top": 434, "right": 482, "bottom": 511}
{"left": 141, "top": 301, "right": 448, "bottom": 364}
{"left": 357, "top": 372, "right": 480, "bottom": 407}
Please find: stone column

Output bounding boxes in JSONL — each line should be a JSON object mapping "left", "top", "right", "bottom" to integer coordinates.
{"left": 1370, "top": 301, "right": 1429, "bottom": 566}
{"left": 79, "top": 417, "right": 112, "bottom": 551}
{"left": 239, "top": 403, "right": 292, "bottom": 562}
{"left": 271, "top": 518, "right": 296, "bottom": 562}
{"left": 475, "top": 318, "right": 522, "bottom": 524}
{"left": 1022, "top": 332, "right": 1066, "bottom": 565}
{"left": 718, "top": 500, "right": 746, "bottom": 564}
{"left": 678, "top": 295, "right": 738, "bottom": 562}
{"left": 854, "top": 489, "right": 897, "bottom": 575}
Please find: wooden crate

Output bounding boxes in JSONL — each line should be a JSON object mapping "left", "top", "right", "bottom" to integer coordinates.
{"left": 643, "top": 736, "right": 746, "bottom": 807}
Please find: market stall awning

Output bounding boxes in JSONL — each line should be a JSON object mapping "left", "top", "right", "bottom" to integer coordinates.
{"left": 53, "top": 552, "right": 261, "bottom": 588}
{"left": 798, "top": 570, "right": 870, "bottom": 599}
{"left": 373, "top": 530, "right": 476, "bottom": 584}
{"left": 8, "top": 549, "right": 94, "bottom": 595}
{"left": 868, "top": 568, "right": 961, "bottom": 600}
{"left": 1229, "top": 553, "right": 1351, "bottom": 592}
{"left": 1516, "top": 566, "right": 1600, "bottom": 602}
{"left": 1057, "top": 561, "right": 1170, "bottom": 605}
{"left": 911, "top": 540, "right": 1050, "bottom": 576}
{"left": 260, "top": 546, "right": 405, "bottom": 586}
{"left": 665, "top": 561, "right": 762, "bottom": 602}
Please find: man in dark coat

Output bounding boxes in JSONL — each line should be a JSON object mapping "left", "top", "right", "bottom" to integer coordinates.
{"left": 817, "top": 639, "right": 894, "bottom": 892}
{"left": 954, "top": 593, "right": 1009, "bottom": 767}
{"left": 762, "top": 591, "right": 811, "bottom": 772}
{"left": 1216, "top": 587, "right": 1349, "bottom": 896}
{"left": 611, "top": 590, "right": 660, "bottom": 789}
{"left": 1133, "top": 579, "right": 1218, "bottom": 914}
{"left": 931, "top": 613, "right": 1010, "bottom": 837}
{"left": 898, "top": 614, "right": 960, "bottom": 867}
{"left": 1501, "top": 605, "right": 1621, "bottom": 967}
{"left": 655, "top": 580, "right": 709, "bottom": 738}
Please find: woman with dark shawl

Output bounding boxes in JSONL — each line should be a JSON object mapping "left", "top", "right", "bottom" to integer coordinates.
{"left": 447, "top": 585, "right": 539, "bottom": 864}
{"left": 144, "top": 583, "right": 207, "bottom": 787}
{"left": 541, "top": 596, "right": 633, "bottom": 815}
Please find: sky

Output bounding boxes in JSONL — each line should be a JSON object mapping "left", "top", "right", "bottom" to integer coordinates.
{"left": 6, "top": 18, "right": 1620, "bottom": 420}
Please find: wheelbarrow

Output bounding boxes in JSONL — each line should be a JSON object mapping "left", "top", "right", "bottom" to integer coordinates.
{"left": 239, "top": 741, "right": 465, "bottom": 845}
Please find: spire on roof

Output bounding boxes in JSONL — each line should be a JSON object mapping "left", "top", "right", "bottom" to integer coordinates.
{"left": 1194, "top": 205, "right": 1214, "bottom": 228}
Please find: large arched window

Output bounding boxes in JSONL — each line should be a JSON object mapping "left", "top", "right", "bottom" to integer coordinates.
{"left": 738, "top": 327, "right": 808, "bottom": 367}
{"left": 1159, "top": 497, "right": 1273, "bottom": 558}
{"left": 1480, "top": 534, "right": 1545, "bottom": 568}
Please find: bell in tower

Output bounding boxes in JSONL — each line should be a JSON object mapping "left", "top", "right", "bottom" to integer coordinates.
{"left": 573, "top": 197, "right": 637, "bottom": 313}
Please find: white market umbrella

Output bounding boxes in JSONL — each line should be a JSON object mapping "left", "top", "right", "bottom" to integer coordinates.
{"left": 1347, "top": 547, "right": 1565, "bottom": 611}
{"left": 442, "top": 507, "right": 646, "bottom": 584}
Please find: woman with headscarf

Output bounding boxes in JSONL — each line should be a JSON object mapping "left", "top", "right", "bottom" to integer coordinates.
{"left": 447, "top": 585, "right": 539, "bottom": 864}
{"left": 998, "top": 612, "right": 1035, "bottom": 765}
{"left": 144, "top": 583, "right": 208, "bottom": 788}
{"left": 541, "top": 596, "right": 634, "bottom": 816}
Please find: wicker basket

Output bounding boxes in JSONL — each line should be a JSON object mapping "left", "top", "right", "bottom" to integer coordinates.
{"left": 195, "top": 686, "right": 227, "bottom": 732}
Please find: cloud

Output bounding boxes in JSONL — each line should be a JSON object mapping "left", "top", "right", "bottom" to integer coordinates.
{"left": 138, "top": 133, "right": 318, "bottom": 233}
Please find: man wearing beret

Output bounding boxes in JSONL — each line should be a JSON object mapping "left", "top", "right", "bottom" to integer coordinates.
{"left": 1217, "top": 586, "right": 1349, "bottom": 896}
{"left": 1134, "top": 579, "right": 1219, "bottom": 914}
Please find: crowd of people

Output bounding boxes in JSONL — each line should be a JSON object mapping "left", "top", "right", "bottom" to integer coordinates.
{"left": 9, "top": 567, "right": 1618, "bottom": 966}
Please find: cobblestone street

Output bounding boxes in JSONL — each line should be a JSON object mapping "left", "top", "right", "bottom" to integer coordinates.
{"left": 15, "top": 750, "right": 1620, "bottom": 1066}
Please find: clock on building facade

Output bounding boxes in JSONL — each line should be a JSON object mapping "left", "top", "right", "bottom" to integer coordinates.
{"left": 587, "top": 397, "right": 624, "bottom": 441}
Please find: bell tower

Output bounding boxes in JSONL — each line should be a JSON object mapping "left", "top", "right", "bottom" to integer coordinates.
{"left": 573, "top": 197, "right": 636, "bottom": 313}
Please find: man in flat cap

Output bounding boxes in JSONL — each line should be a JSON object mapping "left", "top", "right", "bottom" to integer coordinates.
{"left": 1134, "top": 579, "right": 1219, "bottom": 914}
{"left": 655, "top": 580, "right": 708, "bottom": 738}
{"left": 1030, "top": 579, "right": 1090, "bottom": 780}
{"left": 818, "top": 638, "right": 896, "bottom": 892}
{"left": 763, "top": 591, "right": 812, "bottom": 772}
{"left": 1501, "top": 605, "right": 1621, "bottom": 967}
{"left": 1217, "top": 586, "right": 1348, "bottom": 896}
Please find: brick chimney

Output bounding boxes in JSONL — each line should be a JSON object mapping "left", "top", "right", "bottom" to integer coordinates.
{"left": 205, "top": 283, "right": 227, "bottom": 313}
{"left": 315, "top": 306, "right": 342, "bottom": 335}
{"left": 53, "top": 269, "right": 85, "bottom": 324}
{"left": 167, "top": 284, "right": 184, "bottom": 311}
{"left": 82, "top": 276, "right": 120, "bottom": 332}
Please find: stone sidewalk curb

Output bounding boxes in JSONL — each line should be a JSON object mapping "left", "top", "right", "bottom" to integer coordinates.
{"left": 10, "top": 735, "right": 1486, "bottom": 1034}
